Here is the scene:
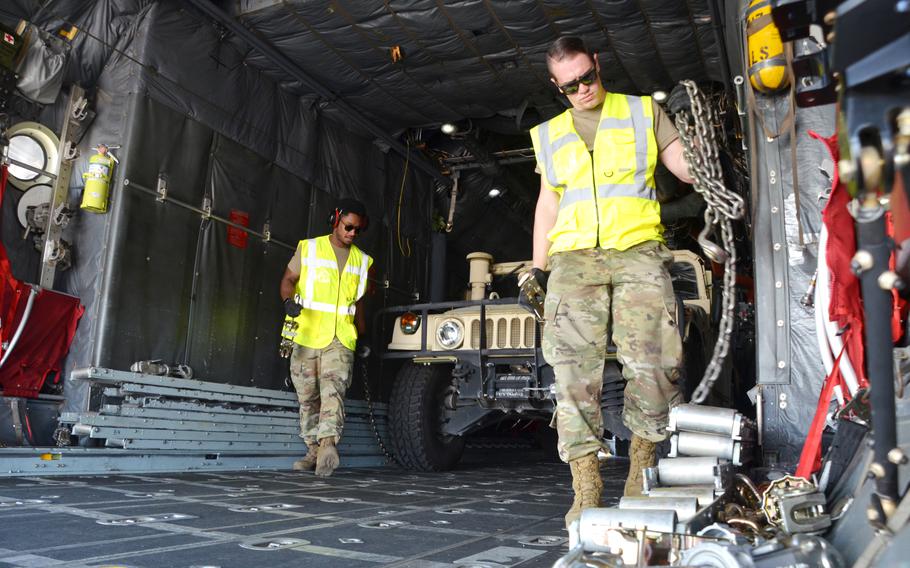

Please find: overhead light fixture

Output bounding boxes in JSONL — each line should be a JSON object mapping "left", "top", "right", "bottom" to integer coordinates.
{"left": 441, "top": 122, "right": 458, "bottom": 135}
{"left": 652, "top": 90, "right": 668, "bottom": 103}
{"left": 488, "top": 187, "right": 502, "bottom": 198}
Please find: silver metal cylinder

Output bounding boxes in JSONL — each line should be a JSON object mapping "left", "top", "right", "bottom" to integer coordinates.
{"left": 673, "top": 431, "right": 742, "bottom": 464}
{"left": 668, "top": 404, "right": 742, "bottom": 438}
{"left": 570, "top": 508, "right": 677, "bottom": 552}
{"left": 552, "top": 546, "right": 624, "bottom": 568}
{"left": 657, "top": 457, "right": 721, "bottom": 486}
{"left": 681, "top": 541, "right": 754, "bottom": 567}
{"left": 71, "top": 423, "right": 93, "bottom": 437}
{"left": 645, "top": 486, "right": 718, "bottom": 507}
{"left": 619, "top": 496, "right": 699, "bottom": 522}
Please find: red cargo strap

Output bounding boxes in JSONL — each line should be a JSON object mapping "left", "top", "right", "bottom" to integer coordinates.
{"left": 795, "top": 346, "right": 847, "bottom": 478}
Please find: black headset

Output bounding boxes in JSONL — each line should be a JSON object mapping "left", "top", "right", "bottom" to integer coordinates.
{"left": 328, "top": 203, "right": 369, "bottom": 232}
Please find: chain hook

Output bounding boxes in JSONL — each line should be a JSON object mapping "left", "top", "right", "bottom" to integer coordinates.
{"left": 697, "top": 210, "right": 730, "bottom": 264}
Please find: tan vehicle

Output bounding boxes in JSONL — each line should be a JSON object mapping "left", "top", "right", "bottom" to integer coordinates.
{"left": 381, "top": 249, "right": 715, "bottom": 471}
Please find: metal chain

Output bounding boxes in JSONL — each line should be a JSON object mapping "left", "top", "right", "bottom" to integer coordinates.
{"left": 53, "top": 426, "right": 72, "bottom": 447}
{"left": 359, "top": 357, "right": 396, "bottom": 463}
{"left": 674, "top": 80, "right": 745, "bottom": 404}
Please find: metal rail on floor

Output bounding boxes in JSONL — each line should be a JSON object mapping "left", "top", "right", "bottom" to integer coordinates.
{"left": 6, "top": 367, "right": 393, "bottom": 476}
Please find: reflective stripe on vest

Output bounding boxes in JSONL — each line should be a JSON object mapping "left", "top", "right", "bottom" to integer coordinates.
{"left": 530, "top": 92, "right": 662, "bottom": 253}
{"left": 537, "top": 121, "right": 566, "bottom": 191}
{"left": 355, "top": 254, "right": 369, "bottom": 299}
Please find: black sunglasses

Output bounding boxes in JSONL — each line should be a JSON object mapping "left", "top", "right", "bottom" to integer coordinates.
{"left": 343, "top": 224, "right": 363, "bottom": 235}
{"left": 558, "top": 67, "right": 598, "bottom": 95}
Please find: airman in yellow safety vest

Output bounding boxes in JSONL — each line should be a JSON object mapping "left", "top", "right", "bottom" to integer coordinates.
{"left": 280, "top": 198, "right": 373, "bottom": 477}
{"left": 525, "top": 37, "right": 694, "bottom": 530}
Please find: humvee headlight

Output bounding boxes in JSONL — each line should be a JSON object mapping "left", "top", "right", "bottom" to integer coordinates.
{"left": 400, "top": 311, "right": 420, "bottom": 335}
{"left": 436, "top": 319, "right": 464, "bottom": 349}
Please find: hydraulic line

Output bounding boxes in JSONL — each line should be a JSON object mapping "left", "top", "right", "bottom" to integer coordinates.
{"left": 814, "top": 230, "right": 835, "bottom": 379}
{"left": 0, "top": 285, "right": 38, "bottom": 369}
{"left": 817, "top": 225, "right": 860, "bottom": 396}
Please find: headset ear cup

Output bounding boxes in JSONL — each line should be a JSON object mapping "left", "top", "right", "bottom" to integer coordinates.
{"left": 328, "top": 207, "right": 368, "bottom": 231}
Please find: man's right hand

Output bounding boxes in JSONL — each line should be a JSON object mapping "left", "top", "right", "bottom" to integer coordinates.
{"left": 283, "top": 298, "right": 303, "bottom": 317}
{"left": 518, "top": 268, "right": 548, "bottom": 293}
{"left": 518, "top": 268, "right": 548, "bottom": 321}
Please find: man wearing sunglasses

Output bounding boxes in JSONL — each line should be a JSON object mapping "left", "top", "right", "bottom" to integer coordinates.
{"left": 526, "top": 36, "right": 694, "bottom": 529}
{"left": 280, "top": 198, "right": 373, "bottom": 477}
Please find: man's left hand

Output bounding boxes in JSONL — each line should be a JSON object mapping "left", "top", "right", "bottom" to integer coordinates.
{"left": 666, "top": 83, "right": 691, "bottom": 116}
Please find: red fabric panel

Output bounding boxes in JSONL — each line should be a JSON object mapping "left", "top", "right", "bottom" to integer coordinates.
{"left": 1, "top": 282, "right": 31, "bottom": 349}
{"left": 0, "top": 164, "right": 85, "bottom": 398}
{"left": 0, "top": 289, "right": 84, "bottom": 398}
{"left": 891, "top": 172, "right": 910, "bottom": 243}
{"left": 811, "top": 130, "right": 869, "bottom": 389}
{"left": 811, "top": 131, "right": 905, "bottom": 385}
{"left": 0, "top": 165, "right": 27, "bottom": 355}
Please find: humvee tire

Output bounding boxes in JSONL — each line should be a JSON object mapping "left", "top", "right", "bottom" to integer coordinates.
{"left": 389, "top": 362, "right": 465, "bottom": 471}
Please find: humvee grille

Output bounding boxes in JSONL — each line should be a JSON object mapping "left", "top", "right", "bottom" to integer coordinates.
{"left": 467, "top": 315, "right": 537, "bottom": 349}
{"left": 524, "top": 318, "right": 536, "bottom": 346}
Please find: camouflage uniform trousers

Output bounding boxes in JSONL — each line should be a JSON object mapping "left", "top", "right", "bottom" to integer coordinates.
{"left": 289, "top": 337, "right": 354, "bottom": 445}
{"left": 543, "top": 241, "right": 683, "bottom": 463}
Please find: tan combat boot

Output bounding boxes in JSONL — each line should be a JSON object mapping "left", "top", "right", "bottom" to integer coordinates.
{"left": 315, "top": 437, "right": 340, "bottom": 477}
{"left": 564, "top": 453, "right": 603, "bottom": 530}
{"left": 623, "top": 435, "right": 657, "bottom": 497}
{"left": 292, "top": 442, "right": 319, "bottom": 471}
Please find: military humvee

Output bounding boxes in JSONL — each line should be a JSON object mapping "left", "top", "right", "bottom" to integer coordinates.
{"left": 380, "top": 249, "right": 714, "bottom": 471}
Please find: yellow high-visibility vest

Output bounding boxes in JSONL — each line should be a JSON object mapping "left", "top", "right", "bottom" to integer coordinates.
{"left": 282, "top": 235, "right": 372, "bottom": 350}
{"left": 530, "top": 92, "right": 662, "bottom": 254}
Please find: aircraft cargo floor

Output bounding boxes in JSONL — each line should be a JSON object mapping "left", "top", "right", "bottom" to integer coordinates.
{"left": 0, "top": 448, "right": 631, "bottom": 567}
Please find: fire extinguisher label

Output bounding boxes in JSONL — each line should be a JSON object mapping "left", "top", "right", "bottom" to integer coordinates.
{"left": 88, "top": 163, "right": 109, "bottom": 177}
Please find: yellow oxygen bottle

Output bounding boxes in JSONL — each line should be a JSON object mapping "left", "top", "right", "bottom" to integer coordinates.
{"left": 746, "top": 0, "right": 789, "bottom": 94}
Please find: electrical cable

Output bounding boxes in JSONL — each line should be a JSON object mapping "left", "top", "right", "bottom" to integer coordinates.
{"left": 396, "top": 137, "right": 411, "bottom": 258}
{"left": 24, "top": 410, "right": 34, "bottom": 445}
